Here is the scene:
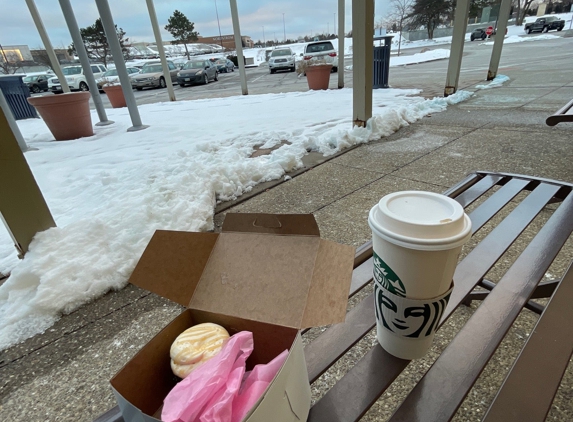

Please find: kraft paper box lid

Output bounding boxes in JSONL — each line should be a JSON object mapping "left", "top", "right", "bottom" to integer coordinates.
{"left": 128, "top": 213, "right": 355, "bottom": 329}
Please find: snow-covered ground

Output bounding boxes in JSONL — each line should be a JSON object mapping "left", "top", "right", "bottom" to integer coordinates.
{"left": 0, "top": 88, "right": 474, "bottom": 350}
{"left": 481, "top": 33, "right": 561, "bottom": 45}
{"left": 345, "top": 49, "right": 450, "bottom": 70}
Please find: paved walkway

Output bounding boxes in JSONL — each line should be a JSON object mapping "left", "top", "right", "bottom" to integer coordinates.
{"left": 1, "top": 54, "right": 572, "bottom": 421}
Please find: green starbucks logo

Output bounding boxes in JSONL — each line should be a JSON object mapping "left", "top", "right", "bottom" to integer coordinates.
{"left": 373, "top": 252, "right": 407, "bottom": 297}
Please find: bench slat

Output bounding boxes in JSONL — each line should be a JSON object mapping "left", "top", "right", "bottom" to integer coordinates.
{"left": 446, "top": 173, "right": 504, "bottom": 207}
{"left": 307, "top": 344, "right": 408, "bottom": 422}
{"left": 465, "top": 177, "right": 530, "bottom": 233}
{"left": 441, "top": 182, "right": 562, "bottom": 324}
{"left": 482, "top": 262, "right": 573, "bottom": 422}
{"left": 389, "top": 190, "right": 573, "bottom": 422}
{"left": 306, "top": 293, "right": 375, "bottom": 383}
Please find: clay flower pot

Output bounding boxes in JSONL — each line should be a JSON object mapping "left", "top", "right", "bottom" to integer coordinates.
{"left": 27, "top": 92, "right": 93, "bottom": 141}
{"left": 103, "top": 84, "right": 126, "bottom": 108}
{"left": 305, "top": 64, "right": 333, "bottom": 90}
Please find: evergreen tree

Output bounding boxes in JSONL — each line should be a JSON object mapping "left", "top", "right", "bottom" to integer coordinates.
{"left": 165, "top": 10, "right": 199, "bottom": 60}
{"left": 68, "top": 18, "right": 129, "bottom": 67}
{"left": 408, "top": 0, "right": 452, "bottom": 39}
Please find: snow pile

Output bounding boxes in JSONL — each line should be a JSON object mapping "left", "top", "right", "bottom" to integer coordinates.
{"left": 482, "top": 34, "right": 561, "bottom": 45}
{"left": 344, "top": 48, "right": 450, "bottom": 70}
{"left": 0, "top": 88, "right": 471, "bottom": 350}
{"left": 475, "top": 75, "right": 510, "bottom": 90}
{"left": 390, "top": 49, "right": 450, "bottom": 66}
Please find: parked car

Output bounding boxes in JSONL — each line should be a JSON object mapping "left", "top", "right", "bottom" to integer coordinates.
{"left": 177, "top": 60, "right": 218, "bottom": 86}
{"left": 470, "top": 28, "right": 487, "bottom": 41}
{"left": 524, "top": 16, "right": 565, "bottom": 34}
{"left": 215, "top": 59, "right": 235, "bottom": 73}
{"left": 268, "top": 48, "right": 296, "bottom": 74}
{"left": 48, "top": 64, "right": 107, "bottom": 93}
{"left": 131, "top": 60, "right": 179, "bottom": 90}
{"left": 95, "top": 67, "right": 140, "bottom": 91}
{"left": 23, "top": 73, "right": 50, "bottom": 93}
{"left": 303, "top": 41, "right": 338, "bottom": 72}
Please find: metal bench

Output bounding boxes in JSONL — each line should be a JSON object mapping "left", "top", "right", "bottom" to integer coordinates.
{"left": 96, "top": 171, "right": 573, "bottom": 422}
{"left": 546, "top": 99, "right": 573, "bottom": 126}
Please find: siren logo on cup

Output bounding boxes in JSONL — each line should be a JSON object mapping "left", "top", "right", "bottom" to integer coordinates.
{"left": 374, "top": 283, "right": 451, "bottom": 339}
{"left": 373, "top": 252, "right": 407, "bottom": 297}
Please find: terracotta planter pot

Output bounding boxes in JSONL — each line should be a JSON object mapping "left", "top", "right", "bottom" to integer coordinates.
{"left": 27, "top": 92, "right": 93, "bottom": 141}
{"left": 103, "top": 85, "right": 127, "bottom": 108}
{"left": 306, "top": 64, "right": 333, "bottom": 90}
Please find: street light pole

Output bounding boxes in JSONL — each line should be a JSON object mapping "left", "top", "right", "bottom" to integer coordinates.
{"left": 262, "top": 26, "right": 265, "bottom": 46}
{"left": 282, "top": 13, "right": 286, "bottom": 43}
{"left": 334, "top": 13, "right": 336, "bottom": 34}
{"left": 214, "top": 0, "right": 224, "bottom": 50}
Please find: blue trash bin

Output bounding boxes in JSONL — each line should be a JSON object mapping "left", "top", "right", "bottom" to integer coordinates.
{"left": 0, "top": 75, "right": 38, "bottom": 120}
{"left": 373, "top": 36, "right": 394, "bottom": 89}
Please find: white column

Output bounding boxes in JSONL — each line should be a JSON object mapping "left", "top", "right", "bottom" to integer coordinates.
{"left": 352, "top": 0, "right": 374, "bottom": 127}
{"left": 59, "top": 0, "right": 113, "bottom": 126}
{"left": 146, "top": 0, "right": 176, "bottom": 101}
{"left": 95, "top": 0, "right": 149, "bottom": 132}
{"left": 444, "top": 0, "right": 470, "bottom": 96}
{"left": 230, "top": 0, "right": 248, "bottom": 95}
{"left": 25, "top": 0, "right": 70, "bottom": 93}
{"left": 486, "top": 0, "right": 511, "bottom": 80}
{"left": 338, "top": 0, "right": 345, "bottom": 89}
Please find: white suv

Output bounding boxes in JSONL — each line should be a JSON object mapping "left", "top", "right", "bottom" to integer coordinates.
{"left": 303, "top": 41, "right": 338, "bottom": 72}
{"left": 268, "top": 48, "right": 295, "bottom": 74}
{"left": 48, "top": 64, "right": 107, "bottom": 93}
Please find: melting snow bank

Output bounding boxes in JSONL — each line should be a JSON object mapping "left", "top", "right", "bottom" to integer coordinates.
{"left": 475, "top": 75, "right": 510, "bottom": 90}
{"left": 0, "top": 88, "right": 472, "bottom": 350}
{"left": 345, "top": 49, "right": 450, "bottom": 70}
{"left": 482, "top": 34, "right": 560, "bottom": 46}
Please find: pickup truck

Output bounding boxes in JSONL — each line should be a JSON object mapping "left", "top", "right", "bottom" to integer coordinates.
{"left": 524, "top": 16, "right": 565, "bottom": 34}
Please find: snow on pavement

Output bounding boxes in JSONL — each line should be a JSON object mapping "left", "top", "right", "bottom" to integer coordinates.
{"left": 475, "top": 75, "right": 510, "bottom": 90}
{"left": 482, "top": 34, "right": 561, "bottom": 46}
{"left": 0, "top": 88, "right": 472, "bottom": 350}
{"left": 346, "top": 49, "right": 451, "bottom": 70}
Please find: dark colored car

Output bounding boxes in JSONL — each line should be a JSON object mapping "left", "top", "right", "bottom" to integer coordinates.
{"left": 215, "top": 59, "right": 235, "bottom": 73}
{"left": 525, "top": 16, "right": 565, "bottom": 33}
{"left": 177, "top": 60, "right": 218, "bottom": 86}
{"left": 470, "top": 28, "right": 487, "bottom": 41}
{"left": 23, "top": 74, "right": 51, "bottom": 93}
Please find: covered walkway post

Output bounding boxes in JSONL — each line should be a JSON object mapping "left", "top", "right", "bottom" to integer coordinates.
{"left": 95, "top": 0, "right": 149, "bottom": 132}
{"left": 486, "top": 0, "right": 511, "bottom": 80}
{"left": 25, "top": 0, "right": 70, "bottom": 93}
{"left": 59, "top": 0, "right": 113, "bottom": 126}
{"left": 0, "top": 107, "right": 55, "bottom": 257}
{"left": 338, "top": 0, "right": 345, "bottom": 89}
{"left": 146, "top": 0, "right": 176, "bottom": 101}
{"left": 444, "top": 0, "right": 470, "bottom": 96}
{"left": 230, "top": 0, "right": 248, "bottom": 95}
{"left": 352, "top": 0, "right": 374, "bottom": 126}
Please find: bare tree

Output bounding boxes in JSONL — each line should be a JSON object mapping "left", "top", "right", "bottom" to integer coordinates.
{"left": 390, "top": 0, "right": 415, "bottom": 56}
{"left": 514, "top": 0, "right": 539, "bottom": 25}
{"left": 0, "top": 47, "right": 21, "bottom": 74}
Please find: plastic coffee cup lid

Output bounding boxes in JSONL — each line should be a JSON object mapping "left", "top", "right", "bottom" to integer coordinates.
{"left": 368, "top": 191, "right": 472, "bottom": 250}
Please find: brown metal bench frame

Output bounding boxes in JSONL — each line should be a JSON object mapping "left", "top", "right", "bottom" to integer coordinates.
{"left": 95, "top": 170, "right": 573, "bottom": 422}
{"left": 546, "top": 98, "right": 573, "bottom": 126}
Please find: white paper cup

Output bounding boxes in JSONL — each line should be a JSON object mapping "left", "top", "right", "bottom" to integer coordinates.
{"left": 368, "top": 191, "right": 471, "bottom": 359}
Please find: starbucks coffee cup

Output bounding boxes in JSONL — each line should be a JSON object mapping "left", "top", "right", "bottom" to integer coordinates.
{"left": 368, "top": 191, "right": 471, "bottom": 360}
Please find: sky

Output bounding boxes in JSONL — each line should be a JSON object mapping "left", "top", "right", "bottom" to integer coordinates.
{"left": 1, "top": 0, "right": 391, "bottom": 49}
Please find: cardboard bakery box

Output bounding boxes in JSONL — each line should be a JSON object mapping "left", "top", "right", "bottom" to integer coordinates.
{"left": 110, "top": 213, "right": 355, "bottom": 422}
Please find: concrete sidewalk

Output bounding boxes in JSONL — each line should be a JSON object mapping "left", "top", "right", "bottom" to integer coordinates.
{"left": 1, "top": 63, "right": 572, "bottom": 421}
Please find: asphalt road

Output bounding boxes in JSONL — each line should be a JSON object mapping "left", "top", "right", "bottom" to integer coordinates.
{"left": 31, "top": 31, "right": 573, "bottom": 108}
